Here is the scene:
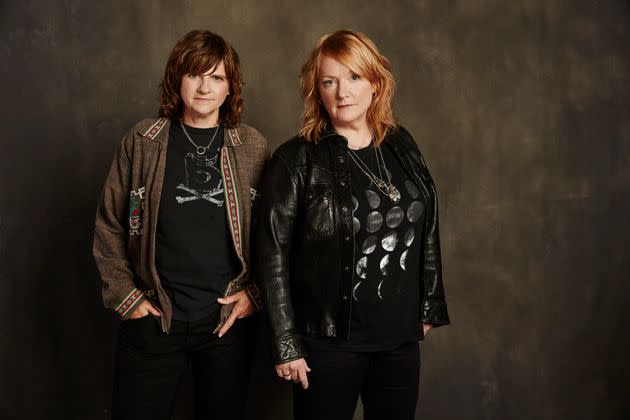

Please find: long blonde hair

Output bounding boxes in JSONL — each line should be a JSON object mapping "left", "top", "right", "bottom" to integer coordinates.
{"left": 299, "top": 30, "right": 397, "bottom": 145}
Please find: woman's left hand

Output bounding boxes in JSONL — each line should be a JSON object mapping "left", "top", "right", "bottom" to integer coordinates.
{"left": 215, "top": 291, "right": 255, "bottom": 337}
{"left": 423, "top": 323, "right": 433, "bottom": 335}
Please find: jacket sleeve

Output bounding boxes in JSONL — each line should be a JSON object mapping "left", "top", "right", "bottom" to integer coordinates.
{"left": 244, "top": 134, "right": 270, "bottom": 312}
{"left": 93, "top": 132, "right": 146, "bottom": 319}
{"left": 397, "top": 125, "right": 450, "bottom": 327}
{"left": 421, "top": 173, "right": 450, "bottom": 327}
{"left": 254, "top": 149, "right": 306, "bottom": 365}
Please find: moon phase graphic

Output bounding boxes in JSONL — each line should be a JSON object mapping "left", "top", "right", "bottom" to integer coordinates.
{"left": 365, "top": 189, "right": 380, "bottom": 209}
{"left": 362, "top": 236, "right": 377, "bottom": 254}
{"left": 356, "top": 256, "right": 368, "bottom": 279}
{"left": 405, "top": 180, "right": 420, "bottom": 199}
{"left": 407, "top": 201, "right": 424, "bottom": 223}
{"left": 386, "top": 206, "right": 404, "bottom": 228}
{"left": 404, "top": 227, "right": 415, "bottom": 247}
{"left": 349, "top": 182, "right": 425, "bottom": 301}
{"left": 381, "top": 231, "right": 398, "bottom": 252}
{"left": 366, "top": 211, "right": 383, "bottom": 233}
{"left": 353, "top": 281, "right": 362, "bottom": 301}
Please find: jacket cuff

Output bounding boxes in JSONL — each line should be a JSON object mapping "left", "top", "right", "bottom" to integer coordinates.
{"left": 114, "top": 288, "right": 146, "bottom": 320}
{"left": 245, "top": 283, "right": 263, "bottom": 311}
{"left": 422, "top": 299, "right": 450, "bottom": 326}
{"left": 272, "top": 334, "right": 306, "bottom": 365}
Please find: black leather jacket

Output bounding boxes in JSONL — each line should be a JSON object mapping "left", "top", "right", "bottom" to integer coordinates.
{"left": 254, "top": 126, "right": 450, "bottom": 364}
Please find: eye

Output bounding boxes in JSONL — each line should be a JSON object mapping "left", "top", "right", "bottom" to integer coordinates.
{"left": 187, "top": 74, "right": 199, "bottom": 79}
{"left": 322, "top": 79, "right": 335, "bottom": 87}
{"left": 213, "top": 75, "right": 225, "bottom": 81}
{"left": 351, "top": 74, "right": 361, "bottom": 81}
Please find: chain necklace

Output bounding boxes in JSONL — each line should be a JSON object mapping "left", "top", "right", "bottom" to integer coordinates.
{"left": 180, "top": 120, "right": 220, "bottom": 155}
{"left": 348, "top": 144, "right": 401, "bottom": 203}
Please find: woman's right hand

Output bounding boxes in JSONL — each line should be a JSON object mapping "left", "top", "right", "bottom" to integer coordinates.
{"left": 128, "top": 300, "right": 161, "bottom": 319}
{"left": 275, "top": 358, "right": 311, "bottom": 389}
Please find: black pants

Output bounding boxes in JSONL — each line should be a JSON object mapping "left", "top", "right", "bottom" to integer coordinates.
{"left": 112, "top": 313, "right": 254, "bottom": 420}
{"left": 293, "top": 342, "right": 420, "bottom": 420}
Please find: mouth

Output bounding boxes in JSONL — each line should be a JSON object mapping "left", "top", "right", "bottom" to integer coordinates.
{"left": 337, "top": 104, "right": 354, "bottom": 108}
{"left": 195, "top": 97, "right": 214, "bottom": 101}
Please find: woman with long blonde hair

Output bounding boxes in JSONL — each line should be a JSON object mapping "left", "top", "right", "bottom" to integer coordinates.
{"left": 255, "top": 30, "right": 450, "bottom": 419}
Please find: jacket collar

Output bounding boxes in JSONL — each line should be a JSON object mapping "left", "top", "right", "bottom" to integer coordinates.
{"left": 138, "top": 118, "right": 243, "bottom": 147}
{"left": 318, "top": 124, "right": 344, "bottom": 144}
{"left": 224, "top": 126, "right": 243, "bottom": 147}
{"left": 139, "top": 118, "right": 170, "bottom": 143}
{"left": 318, "top": 124, "right": 398, "bottom": 147}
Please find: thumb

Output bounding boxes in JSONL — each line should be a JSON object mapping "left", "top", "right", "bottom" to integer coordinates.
{"left": 305, "top": 362, "right": 312, "bottom": 372}
{"left": 147, "top": 303, "right": 161, "bottom": 317}
{"left": 217, "top": 294, "right": 237, "bottom": 304}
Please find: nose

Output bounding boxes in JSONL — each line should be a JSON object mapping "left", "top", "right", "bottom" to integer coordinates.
{"left": 336, "top": 80, "right": 349, "bottom": 99}
{"left": 198, "top": 75, "right": 212, "bottom": 94}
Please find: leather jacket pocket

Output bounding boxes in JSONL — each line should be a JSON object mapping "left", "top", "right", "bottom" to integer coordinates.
{"left": 304, "top": 185, "right": 334, "bottom": 240}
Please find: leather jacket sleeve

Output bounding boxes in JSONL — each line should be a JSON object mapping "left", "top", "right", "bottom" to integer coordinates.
{"left": 421, "top": 177, "right": 450, "bottom": 326}
{"left": 396, "top": 126, "right": 450, "bottom": 327}
{"left": 243, "top": 133, "right": 271, "bottom": 312}
{"left": 254, "top": 148, "right": 307, "bottom": 364}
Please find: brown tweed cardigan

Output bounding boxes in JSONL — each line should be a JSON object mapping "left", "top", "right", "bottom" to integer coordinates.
{"left": 93, "top": 118, "right": 268, "bottom": 332}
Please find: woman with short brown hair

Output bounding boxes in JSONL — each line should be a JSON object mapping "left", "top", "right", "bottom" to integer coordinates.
{"left": 94, "top": 29, "right": 267, "bottom": 419}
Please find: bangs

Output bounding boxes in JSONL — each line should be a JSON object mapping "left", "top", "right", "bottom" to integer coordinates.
{"left": 158, "top": 29, "right": 243, "bottom": 127}
{"left": 299, "top": 29, "right": 396, "bottom": 144}
{"left": 320, "top": 38, "right": 376, "bottom": 81}
{"left": 181, "top": 50, "right": 223, "bottom": 76}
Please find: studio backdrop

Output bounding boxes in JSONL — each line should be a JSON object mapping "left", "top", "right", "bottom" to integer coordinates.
{"left": 1, "top": 0, "right": 629, "bottom": 419}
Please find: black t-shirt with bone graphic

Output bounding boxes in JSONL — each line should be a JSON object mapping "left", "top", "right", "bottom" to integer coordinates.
{"left": 155, "top": 122, "right": 241, "bottom": 322}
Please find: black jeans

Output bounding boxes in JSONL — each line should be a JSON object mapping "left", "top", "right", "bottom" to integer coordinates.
{"left": 293, "top": 342, "right": 420, "bottom": 420}
{"left": 112, "top": 312, "right": 254, "bottom": 420}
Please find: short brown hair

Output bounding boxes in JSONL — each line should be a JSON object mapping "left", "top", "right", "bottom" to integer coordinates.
{"left": 299, "top": 30, "right": 397, "bottom": 145}
{"left": 159, "top": 30, "right": 243, "bottom": 128}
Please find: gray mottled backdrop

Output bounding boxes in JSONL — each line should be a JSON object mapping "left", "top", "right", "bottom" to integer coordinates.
{"left": 1, "top": 0, "right": 629, "bottom": 419}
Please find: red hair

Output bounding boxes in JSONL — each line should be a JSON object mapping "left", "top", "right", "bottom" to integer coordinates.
{"left": 299, "top": 30, "right": 396, "bottom": 145}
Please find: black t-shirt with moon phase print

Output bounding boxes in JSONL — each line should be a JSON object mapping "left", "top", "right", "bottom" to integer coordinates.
{"left": 155, "top": 122, "right": 241, "bottom": 322}
{"left": 308, "top": 143, "right": 426, "bottom": 352}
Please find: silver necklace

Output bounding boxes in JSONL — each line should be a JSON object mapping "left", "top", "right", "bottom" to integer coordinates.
{"left": 180, "top": 120, "right": 220, "bottom": 155}
{"left": 348, "top": 145, "right": 401, "bottom": 203}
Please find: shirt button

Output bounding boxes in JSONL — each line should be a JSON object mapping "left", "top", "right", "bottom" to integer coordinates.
{"left": 342, "top": 295, "right": 348, "bottom": 300}
{"left": 344, "top": 236, "right": 350, "bottom": 241}
{"left": 338, "top": 156, "right": 345, "bottom": 164}
{"left": 340, "top": 180, "right": 346, "bottom": 187}
{"left": 344, "top": 265, "right": 350, "bottom": 271}
{"left": 341, "top": 206, "right": 348, "bottom": 213}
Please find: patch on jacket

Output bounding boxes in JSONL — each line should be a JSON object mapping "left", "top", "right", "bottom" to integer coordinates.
{"left": 129, "top": 187, "right": 146, "bottom": 235}
{"left": 250, "top": 187, "right": 259, "bottom": 203}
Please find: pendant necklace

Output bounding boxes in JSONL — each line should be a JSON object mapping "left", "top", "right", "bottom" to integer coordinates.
{"left": 348, "top": 142, "right": 401, "bottom": 203}
{"left": 180, "top": 120, "right": 220, "bottom": 155}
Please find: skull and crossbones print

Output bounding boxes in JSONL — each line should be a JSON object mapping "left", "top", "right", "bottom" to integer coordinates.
{"left": 176, "top": 151, "right": 224, "bottom": 206}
